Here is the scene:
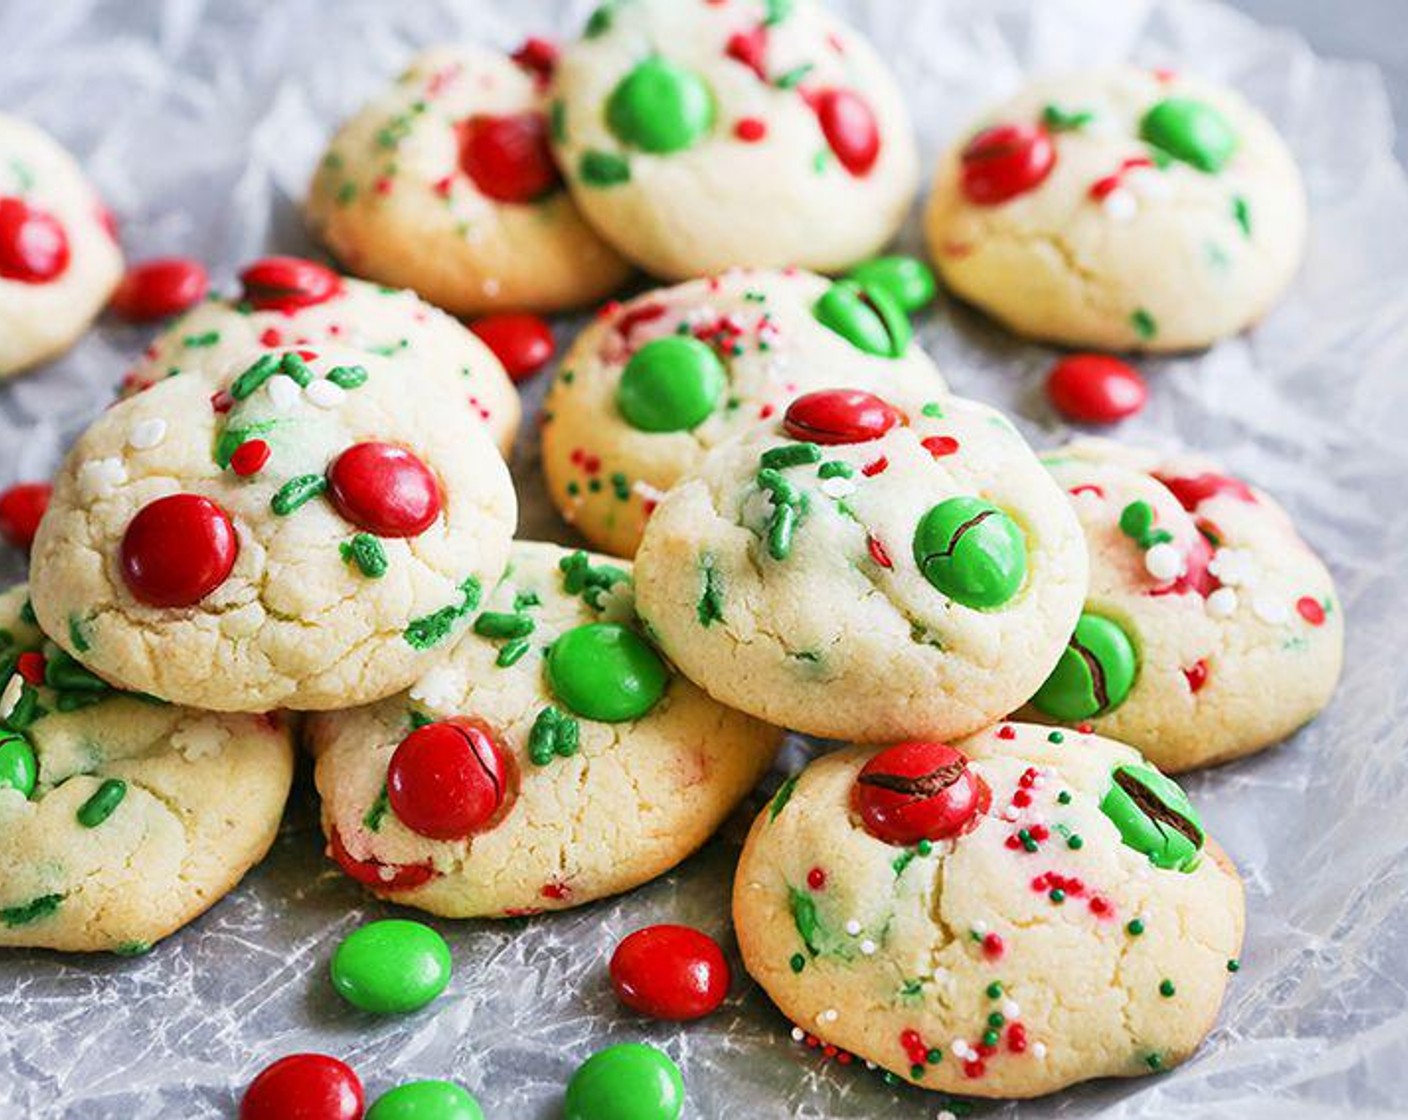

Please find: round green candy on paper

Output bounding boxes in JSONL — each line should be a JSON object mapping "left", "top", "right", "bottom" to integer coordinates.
{"left": 0, "top": 731, "right": 36, "bottom": 798}
{"left": 1099, "top": 763, "right": 1205, "bottom": 872}
{"left": 330, "top": 919, "right": 452, "bottom": 1015}
{"left": 564, "top": 1043, "right": 684, "bottom": 1120}
{"left": 366, "top": 1080, "right": 484, "bottom": 1120}
{"left": 845, "top": 255, "right": 937, "bottom": 313}
{"left": 547, "top": 623, "right": 669, "bottom": 723}
{"left": 1031, "top": 612, "right": 1138, "bottom": 721}
{"left": 607, "top": 57, "right": 715, "bottom": 154}
{"left": 811, "top": 280, "right": 911, "bottom": 358}
{"left": 912, "top": 496, "right": 1027, "bottom": 610}
{"left": 616, "top": 337, "right": 726, "bottom": 433}
{"left": 1139, "top": 97, "right": 1238, "bottom": 173}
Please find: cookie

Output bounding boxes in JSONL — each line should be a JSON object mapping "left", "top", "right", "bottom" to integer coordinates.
{"left": 541, "top": 268, "right": 947, "bottom": 557}
{"left": 0, "top": 114, "right": 122, "bottom": 377}
{"left": 1025, "top": 439, "right": 1342, "bottom": 771}
{"left": 632, "top": 389, "right": 1088, "bottom": 741}
{"left": 120, "top": 257, "right": 521, "bottom": 455}
{"left": 733, "top": 723, "right": 1245, "bottom": 1098}
{"left": 307, "top": 43, "right": 632, "bottom": 316}
{"left": 307, "top": 540, "right": 780, "bottom": 917}
{"left": 0, "top": 586, "right": 294, "bottom": 953}
{"left": 549, "top": 0, "right": 919, "bottom": 279}
{"left": 923, "top": 67, "right": 1305, "bottom": 351}
{"left": 30, "top": 346, "right": 515, "bottom": 712}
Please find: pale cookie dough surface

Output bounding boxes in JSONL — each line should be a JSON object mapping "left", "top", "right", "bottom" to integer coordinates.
{"left": 307, "top": 540, "right": 781, "bottom": 918}
{"left": 0, "top": 586, "right": 294, "bottom": 953}
{"left": 924, "top": 67, "right": 1306, "bottom": 351}
{"left": 0, "top": 114, "right": 122, "bottom": 377}
{"left": 122, "top": 267, "right": 521, "bottom": 455}
{"left": 307, "top": 43, "right": 632, "bottom": 315}
{"left": 632, "top": 391, "right": 1088, "bottom": 742}
{"left": 550, "top": 0, "right": 919, "bottom": 279}
{"left": 733, "top": 723, "right": 1245, "bottom": 1098}
{"left": 1023, "top": 438, "right": 1342, "bottom": 772}
{"left": 542, "top": 268, "right": 948, "bottom": 557}
{"left": 30, "top": 347, "right": 515, "bottom": 712}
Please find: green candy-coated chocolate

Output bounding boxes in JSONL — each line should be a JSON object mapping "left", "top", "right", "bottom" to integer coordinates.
{"left": 564, "top": 1043, "right": 684, "bottom": 1120}
{"left": 1139, "top": 98, "right": 1238, "bottom": 173}
{"left": 1099, "top": 764, "right": 1205, "bottom": 872}
{"left": 366, "top": 1080, "right": 484, "bottom": 1120}
{"left": 1031, "top": 613, "right": 1138, "bottom": 721}
{"left": 0, "top": 731, "right": 36, "bottom": 798}
{"left": 607, "top": 57, "right": 714, "bottom": 154}
{"left": 812, "top": 280, "right": 911, "bottom": 358}
{"left": 330, "top": 919, "right": 452, "bottom": 1014}
{"left": 616, "top": 337, "right": 726, "bottom": 433}
{"left": 912, "top": 497, "right": 1027, "bottom": 610}
{"left": 547, "top": 623, "right": 669, "bottom": 722}
{"left": 846, "top": 256, "right": 937, "bottom": 313}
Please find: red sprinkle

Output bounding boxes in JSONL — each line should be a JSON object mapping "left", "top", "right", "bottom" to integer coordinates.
{"left": 861, "top": 456, "right": 889, "bottom": 477}
{"left": 734, "top": 117, "right": 768, "bottom": 142}
{"left": 806, "top": 866, "right": 827, "bottom": 890}
{"left": 230, "top": 439, "right": 272, "bottom": 478}
{"left": 981, "top": 932, "right": 1004, "bottom": 960}
{"left": 996, "top": 725, "right": 1016, "bottom": 740}
{"left": 725, "top": 26, "right": 769, "bottom": 82}
{"left": 1297, "top": 597, "right": 1326, "bottom": 626}
{"left": 210, "top": 390, "right": 233, "bottom": 414}
{"left": 921, "top": 435, "right": 959, "bottom": 458}
{"left": 470, "top": 312, "right": 556, "bottom": 382}
{"left": 17, "top": 652, "right": 45, "bottom": 686}
{"left": 866, "top": 535, "right": 893, "bottom": 569}
{"left": 541, "top": 881, "right": 571, "bottom": 901}
{"left": 1183, "top": 659, "right": 1209, "bottom": 693}
{"left": 259, "top": 327, "right": 282, "bottom": 347}
{"left": 109, "top": 258, "right": 208, "bottom": 322}
{"left": 1046, "top": 354, "right": 1148, "bottom": 424}
{"left": 1007, "top": 1023, "right": 1028, "bottom": 1053}
{"left": 0, "top": 482, "right": 51, "bottom": 550}
{"left": 510, "top": 37, "right": 559, "bottom": 86}
{"left": 963, "top": 1059, "right": 987, "bottom": 1079}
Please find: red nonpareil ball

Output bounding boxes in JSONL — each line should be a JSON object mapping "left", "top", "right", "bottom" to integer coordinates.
{"left": 239, "top": 1053, "right": 363, "bottom": 1120}
{"left": 0, "top": 197, "right": 69, "bottom": 283}
{"left": 782, "top": 389, "right": 904, "bottom": 445}
{"left": 457, "top": 112, "right": 561, "bottom": 204}
{"left": 120, "top": 494, "right": 238, "bottom": 608}
{"left": 110, "top": 257, "right": 209, "bottom": 322}
{"left": 610, "top": 924, "right": 730, "bottom": 1021}
{"left": 470, "top": 313, "right": 556, "bottom": 382}
{"left": 386, "top": 719, "right": 511, "bottom": 841}
{"left": 327, "top": 442, "right": 442, "bottom": 538}
{"left": 1045, "top": 354, "right": 1148, "bottom": 424}
{"left": 853, "top": 741, "right": 990, "bottom": 846}
{"left": 0, "top": 482, "right": 51, "bottom": 550}
{"left": 960, "top": 124, "right": 1056, "bottom": 205}
{"left": 239, "top": 256, "right": 342, "bottom": 312}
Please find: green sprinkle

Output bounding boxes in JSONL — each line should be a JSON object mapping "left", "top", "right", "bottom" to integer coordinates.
{"left": 336, "top": 182, "right": 357, "bottom": 206}
{"left": 1232, "top": 195, "right": 1252, "bottom": 238}
{"left": 46, "top": 651, "right": 108, "bottom": 693}
{"left": 817, "top": 460, "right": 854, "bottom": 479}
{"left": 339, "top": 534, "right": 388, "bottom": 579}
{"left": 183, "top": 330, "right": 220, "bottom": 349}
{"left": 6, "top": 685, "right": 41, "bottom": 730}
{"left": 1146, "top": 1052, "right": 1164, "bottom": 1071}
{"left": 527, "top": 705, "right": 579, "bottom": 765}
{"left": 1057, "top": 790, "right": 1072, "bottom": 805}
{"left": 214, "top": 420, "right": 277, "bottom": 469}
{"left": 982, "top": 1029, "right": 1000, "bottom": 1047}
{"left": 1131, "top": 308, "right": 1158, "bottom": 341}
{"left": 229, "top": 354, "right": 281, "bottom": 400}
{"left": 986, "top": 982, "right": 1003, "bottom": 999}
{"left": 56, "top": 693, "right": 103, "bottom": 713}
{"left": 1067, "top": 834, "right": 1084, "bottom": 850}
{"left": 926, "top": 1048, "right": 942, "bottom": 1065}
{"left": 910, "top": 1064, "right": 925, "bottom": 1080}
{"left": 67, "top": 616, "right": 92, "bottom": 654}
{"left": 1049, "top": 888, "right": 1066, "bottom": 904}
{"left": 584, "top": 3, "right": 613, "bottom": 36}
{"left": 1127, "top": 918, "right": 1146, "bottom": 936}
{"left": 1047, "top": 730, "right": 1065, "bottom": 744}
{"left": 77, "top": 779, "right": 127, "bottom": 828}
{"left": 550, "top": 99, "right": 567, "bottom": 145}
{"left": 1227, "top": 958, "right": 1240, "bottom": 972}
{"left": 327, "top": 364, "right": 369, "bottom": 389}
{"left": 580, "top": 150, "right": 630, "bottom": 186}
{"left": 114, "top": 940, "right": 152, "bottom": 957}
{"left": 1, "top": 893, "right": 62, "bottom": 927}
{"left": 916, "top": 840, "right": 932, "bottom": 856}
{"left": 1119, "top": 500, "right": 1155, "bottom": 542}
{"left": 760, "top": 442, "right": 822, "bottom": 471}
{"left": 408, "top": 710, "right": 433, "bottom": 730}
{"left": 1042, "top": 103, "right": 1095, "bottom": 131}
{"left": 697, "top": 553, "right": 725, "bottom": 627}
{"left": 774, "top": 63, "right": 814, "bottom": 89}
{"left": 789, "top": 952, "right": 806, "bottom": 973}
{"left": 1159, "top": 979, "right": 1176, "bottom": 998}
{"left": 921, "top": 401, "right": 945, "bottom": 418}
{"left": 988, "top": 1012, "right": 1005, "bottom": 1028}
{"left": 767, "top": 501, "right": 798, "bottom": 561}
{"left": 279, "top": 352, "right": 313, "bottom": 386}
{"left": 513, "top": 590, "right": 541, "bottom": 611}
{"left": 403, "top": 576, "right": 483, "bottom": 650}
{"left": 271, "top": 474, "right": 327, "bottom": 516}
{"left": 763, "top": 0, "right": 792, "bottom": 23}
{"left": 789, "top": 887, "right": 821, "bottom": 955}
{"left": 474, "top": 611, "right": 535, "bottom": 640}
{"left": 892, "top": 849, "right": 917, "bottom": 876}
{"left": 363, "top": 785, "right": 390, "bottom": 832}
{"left": 496, "top": 637, "right": 531, "bottom": 668}
{"left": 18, "top": 600, "right": 35, "bottom": 627}
{"left": 768, "top": 774, "right": 799, "bottom": 820}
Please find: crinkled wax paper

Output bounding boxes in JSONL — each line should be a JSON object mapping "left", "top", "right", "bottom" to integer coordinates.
{"left": 0, "top": 0, "right": 1404, "bottom": 1116}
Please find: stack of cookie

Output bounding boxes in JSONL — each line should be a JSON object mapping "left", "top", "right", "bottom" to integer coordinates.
{"left": 0, "top": 0, "right": 1346, "bottom": 1109}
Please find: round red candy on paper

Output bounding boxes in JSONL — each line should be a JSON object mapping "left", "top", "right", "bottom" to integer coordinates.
{"left": 239, "top": 256, "right": 341, "bottom": 313}
{"left": 239, "top": 1053, "right": 363, "bottom": 1120}
{"left": 470, "top": 313, "right": 555, "bottom": 382}
{"left": 328, "top": 828, "right": 436, "bottom": 892}
{"left": 120, "top": 494, "right": 238, "bottom": 608}
{"left": 0, "top": 197, "right": 70, "bottom": 283}
{"left": 387, "top": 719, "right": 511, "bottom": 841}
{"left": 812, "top": 88, "right": 880, "bottom": 176}
{"left": 1045, "top": 354, "right": 1148, "bottom": 425}
{"left": 457, "top": 112, "right": 561, "bottom": 204}
{"left": 853, "top": 741, "right": 990, "bottom": 846}
{"left": 110, "top": 257, "right": 209, "bottom": 322}
{"left": 960, "top": 124, "right": 1056, "bottom": 205}
{"left": 0, "top": 482, "right": 51, "bottom": 550}
{"left": 783, "top": 389, "right": 904, "bottom": 445}
{"left": 610, "top": 924, "right": 731, "bottom": 1021}
{"left": 327, "top": 442, "right": 441, "bottom": 538}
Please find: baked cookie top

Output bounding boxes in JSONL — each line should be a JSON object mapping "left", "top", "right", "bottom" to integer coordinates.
{"left": 549, "top": 0, "right": 919, "bottom": 278}
{"left": 31, "top": 346, "right": 516, "bottom": 712}
{"left": 733, "top": 723, "right": 1245, "bottom": 1098}
{"left": 307, "top": 540, "right": 780, "bottom": 918}
{"left": 541, "top": 267, "right": 947, "bottom": 557}
{"left": 632, "top": 389, "right": 1088, "bottom": 741}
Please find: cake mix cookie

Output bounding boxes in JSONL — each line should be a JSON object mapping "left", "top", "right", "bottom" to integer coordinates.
{"left": 542, "top": 268, "right": 947, "bottom": 557}
{"left": 923, "top": 67, "right": 1306, "bottom": 351}
{"left": 308, "top": 43, "right": 632, "bottom": 315}
{"left": 0, "top": 114, "right": 122, "bottom": 376}
{"left": 307, "top": 540, "right": 780, "bottom": 916}
{"left": 632, "top": 389, "right": 1087, "bottom": 741}
{"left": 0, "top": 586, "right": 294, "bottom": 953}
{"left": 120, "top": 257, "right": 521, "bottom": 455}
{"left": 549, "top": 0, "right": 919, "bottom": 279}
{"left": 1026, "top": 439, "right": 1342, "bottom": 771}
{"left": 733, "top": 723, "right": 1245, "bottom": 1098}
{"left": 30, "top": 347, "right": 515, "bottom": 712}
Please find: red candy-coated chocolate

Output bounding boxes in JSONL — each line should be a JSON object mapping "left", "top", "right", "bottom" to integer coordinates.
{"left": 1297, "top": 596, "right": 1326, "bottom": 626}
{"left": 387, "top": 719, "right": 511, "bottom": 841}
{"left": 239, "top": 256, "right": 341, "bottom": 313}
{"left": 109, "top": 257, "right": 209, "bottom": 322}
{"left": 853, "top": 741, "right": 990, "bottom": 846}
{"left": 1154, "top": 471, "right": 1256, "bottom": 511}
{"left": 326, "top": 442, "right": 441, "bottom": 538}
{"left": 457, "top": 113, "right": 561, "bottom": 204}
{"left": 470, "top": 313, "right": 555, "bottom": 382}
{"left": 239, "top": 1053, "right": 364, "bottom": 1120}
{"left": 782, "top": 389, "right": 903, "bottom": 445}
{"left": 0, "top": 482, "right": 51, "bottom": 550}
{"left": 811, "top": 88, "right": 880, "bottom": 176}
{"left": 609, "top": 924, "right": 730, "bottom": 1021}
{"left": 328, "top": 828, "right": 436, "bottom": 891}
{"left": 511, "top": 37, "right": 559, "bottom": 85}
{"left": 726, "top": 26, "right": 769, "bottom": 82}
{"left": 0, "top": 197, "right": 69, "bottom": 283}
{"left": 1045, "top": 354, "right": 1148, "bottom": 424}
{"left": 120, "top": 494, "right": 238, "bottom": 608}
{"left": 960, "top": 124, "right": 1056, "bottom": 205}
{"left": 230, "top": 439, "right": 271, "bottom": 477}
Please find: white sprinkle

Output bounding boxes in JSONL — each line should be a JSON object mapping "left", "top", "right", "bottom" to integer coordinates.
{"left": 305, "top": 379, "right": 346, "bottom": 409}
{"left": 77, "top": 457, "right": 127, "bottom": 500}
{"left": 171, "top": 722, "right": 231, "bottom": 761}
{"left": 0, "top": 674, "right": 22, "bottom": 720}
{"left": 939, "top": 1111, "right": 958, "bottom": 1120}
{"left": 409, "top": 664, "right": 461, "bottom": 710}
{"left": 1206, "top": 586, "right": 1239, "bottom": 618}
{"left": 819, "top": 1008, "right": 838, "bottom": 1024}
{"left": 844, "top": 919, "right": 862, "bottom": 937}
{"left": 1128, "top": 167, "right": 1173, "bottom": 199}
{"left": 859, "top": 939, "right": 877, "bottom": 956}
{"left": 1002, "top": 998, "right": 1021, "bottom": 1020}
{"left": 865, "top": 1061, "right": 876, "bottom": 1071}
{"left": 1208, "top": 547, "right": 1255, "bottom": 587}
{"left": 1032, "top": 1042, "right": 1048, "bottom": 1060}
{"left": 951, "top": 1039, "right": 970, "bottom": 1060}
{"left": 971, "top": 919, "right": 987, "bottom": 935}
{"left": 1144, "top": 542, "right": 1185, "bottom": 582}
{"left": 481, "top": 277, "right": 501, "bottom": 297}
{"left": 266, "top": 374, "right": 301, "bottom": 410}
{"left": 377, "top": 864, "right": 397, "bottom": 883}
{"left": 1002, "top": 805, "right": 1020, "bottom": 822}
{"left": 631, "top": 480, "right": 666, "bottom": 504}
{"left": 127, "top": 417, "right": 167, "bottom": 450}
{"left": 1253, "top": 593, "right": 1290, "bottom": 625}
{"left": 791, "top": 1027, "right": 805, "bottom": 1042}
{"left": 1102, "top": 187, "right": 1138, "bottom": 222}
{"left": 819, "top": 475, "right": 857, "bottom": 499}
